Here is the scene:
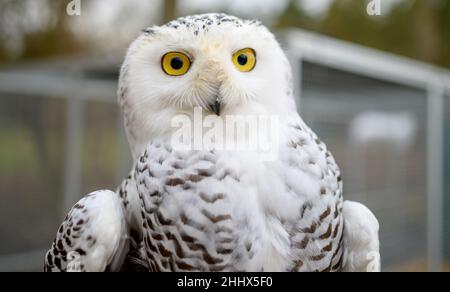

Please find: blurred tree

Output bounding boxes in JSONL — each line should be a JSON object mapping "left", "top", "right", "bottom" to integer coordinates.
{"left": 0, "top": 0, "right": 83, "bottom": 62}
{"left": 275, "top": 0, "right": 318, "bottom": 31}
{"left": 322, "top": 0, "right": 379, "bottom": 47}
{"left": 163, "top": 0, "right": 178, "bottom": 23}
{"left": 413, "top": 0, "right": 440, "bottom": 62}
{"left": 2, "top": 0, "right": 449, "bottom": 69}
{"left": 437, "top": 0, "right": 450, "bottom": 68}
{"left": 275, "top": 0, "right": 450, "bottom": 70}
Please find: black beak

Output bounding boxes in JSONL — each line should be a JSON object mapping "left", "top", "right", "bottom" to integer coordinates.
{"left": 210, "top": 97, "right": 221, "bottom": 116}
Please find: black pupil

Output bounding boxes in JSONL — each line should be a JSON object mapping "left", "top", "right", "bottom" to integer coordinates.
{"left": 171, "top": 57, "right": 183, "bottom": 70}
{"left": 237, "top": 54, "right": 248, "bottom": 66}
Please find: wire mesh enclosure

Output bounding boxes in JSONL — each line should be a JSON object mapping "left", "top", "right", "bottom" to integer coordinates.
{"left": 286, "top": 29, "right": 450, "bottom": 271}
{"left": 0, "top": 62, "right": 132, "bottom": 271}
{"left": 299, "top": 62, "right": 428, "bottom": 271}
{"left": 445, "top": 95, "right": 450, "bottom": 268}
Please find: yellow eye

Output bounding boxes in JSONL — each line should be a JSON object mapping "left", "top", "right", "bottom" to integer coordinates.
{"left": 232, "top": 48, "right": 256, "bottom": 72}
{"left": 161, "top": 52, "right": 191, "bottom": 76}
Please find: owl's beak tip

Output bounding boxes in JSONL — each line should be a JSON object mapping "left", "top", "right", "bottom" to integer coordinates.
{"left": 210, "top": 98, "right": 221, "bottom": 116}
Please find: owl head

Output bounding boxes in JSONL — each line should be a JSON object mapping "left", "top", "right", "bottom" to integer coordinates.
{"left": 119, "top": 13, "right": 297, "bottom": 158}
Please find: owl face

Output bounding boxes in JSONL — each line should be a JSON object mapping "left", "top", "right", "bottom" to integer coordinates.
{"left": 120, "top": 14, "right": 295, "bottom": 156}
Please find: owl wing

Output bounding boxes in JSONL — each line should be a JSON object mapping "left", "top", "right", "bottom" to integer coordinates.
{"left": 45, "top": 190, "right": 129, "bottom": 272}
{"left": 341, "top": 201, "right": 380, "bottom": 272}
{"left": 284, "top": 119, "right": 345, "bottom": 272}
{"left": 285, "top": 118, "right": 379, "bottom": 272}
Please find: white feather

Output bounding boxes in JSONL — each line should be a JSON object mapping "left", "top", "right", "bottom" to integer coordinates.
{"left": 341, "top": 201, "right": 381, "bottom": 272}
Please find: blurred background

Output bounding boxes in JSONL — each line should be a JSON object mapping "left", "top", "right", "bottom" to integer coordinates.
{"left": 0, "top": 0, "right": 449, "bottom": 272}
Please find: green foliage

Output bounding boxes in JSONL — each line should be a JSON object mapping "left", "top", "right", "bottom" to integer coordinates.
{"left": 276, "top": 0, "right": 450, "bottom": 69}
{"left": 0, "top": 0, "right": 83, "bottom": 63}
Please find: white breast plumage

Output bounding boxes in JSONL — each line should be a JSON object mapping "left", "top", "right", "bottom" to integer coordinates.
{"left": 131, "top": 119, "right": 343, "bottom": 272}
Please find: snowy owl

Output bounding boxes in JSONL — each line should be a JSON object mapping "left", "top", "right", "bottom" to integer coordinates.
{"left": 45, "top": 13, "right": 380, "bottom": 272}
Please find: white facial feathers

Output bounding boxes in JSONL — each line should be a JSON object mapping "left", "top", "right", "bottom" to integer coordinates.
{"left": 119, "top": 13, "right": 295, "bottom": 158}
